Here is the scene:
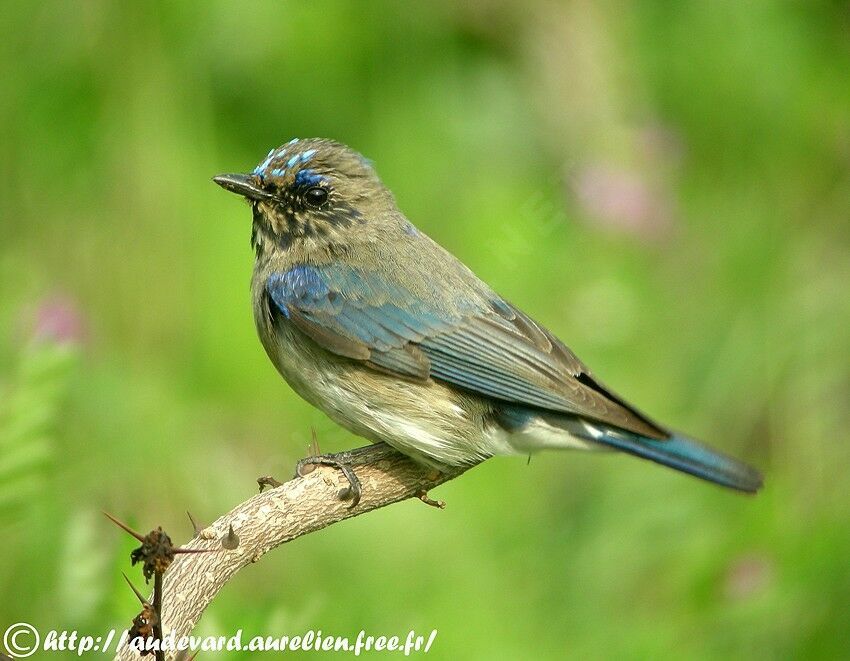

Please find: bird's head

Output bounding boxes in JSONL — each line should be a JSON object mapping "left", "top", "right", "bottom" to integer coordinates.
{"left": 214, "top": 138, "right": 395, "bottom": 257}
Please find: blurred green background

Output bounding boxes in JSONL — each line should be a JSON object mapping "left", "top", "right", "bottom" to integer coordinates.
{"left": 2, "top": 1, "right": 849, "bottom": 659}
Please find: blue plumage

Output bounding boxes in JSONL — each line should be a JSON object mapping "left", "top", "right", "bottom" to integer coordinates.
{"left": 498, "top": 406, "right": 762, "bottom": 493}
{"left": 294, "top": 169, "right": 326, "bottom": 188}
{"left": 265, "top": 263, "right": 719, "bottom": 442}
{"left": 266, "top": 266, "right": 336, "bottom": 319}
{"left": 591, "top": 429, "right": 763, "bottom": 492}
{"left": 214, "top": 138, "right": 763, "bottom": 495}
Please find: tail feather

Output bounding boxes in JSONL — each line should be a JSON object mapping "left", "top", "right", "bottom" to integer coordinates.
{"left": 500, "top": 406, "right": 764, "bottom": 493}
{"left": 498, "top": 406, "right": 763, "bottom": 493}
{"left": 587, "top": 427, "right": 763, "bottom": 493}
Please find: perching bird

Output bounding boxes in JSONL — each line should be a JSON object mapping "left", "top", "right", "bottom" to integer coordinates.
{"left": 214, "top": 138, "right": 762, "bottom": 504}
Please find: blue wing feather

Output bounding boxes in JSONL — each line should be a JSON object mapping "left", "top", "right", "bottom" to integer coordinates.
{"left": 266, "top": 263, "right": 665, "bottom": 437}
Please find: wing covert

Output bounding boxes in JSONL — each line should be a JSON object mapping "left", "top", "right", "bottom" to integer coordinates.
{"left": 266, "top": 264, "right": 665, "bottom": 437}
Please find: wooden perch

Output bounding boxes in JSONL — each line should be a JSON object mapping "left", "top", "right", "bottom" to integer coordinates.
{"left": 113, "top": 442, "right": 476, "bottom": 661}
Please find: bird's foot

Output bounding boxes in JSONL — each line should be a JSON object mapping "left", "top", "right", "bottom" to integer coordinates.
{"left": 296, "top": 452, "right": 362, "bottom": 507}
{"left": 294, "top": 442, "right": 397, "bottom": 509}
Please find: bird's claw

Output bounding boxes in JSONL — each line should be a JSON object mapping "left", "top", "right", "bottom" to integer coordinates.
{"left": 295, "top": 451, "right": 362, "bottom": 508}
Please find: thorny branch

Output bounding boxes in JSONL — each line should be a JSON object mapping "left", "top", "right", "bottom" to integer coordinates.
{"left": 112, "top": 442, "right": 477, "bottom": 661}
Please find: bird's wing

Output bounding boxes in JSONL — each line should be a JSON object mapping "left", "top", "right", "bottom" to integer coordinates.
{"left": 267, "top": 264, "right": 665, "bottom": 438}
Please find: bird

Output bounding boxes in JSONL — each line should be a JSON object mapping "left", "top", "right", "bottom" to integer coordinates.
{"left": 213, "top": 138, "right": 762, "bottom": 505}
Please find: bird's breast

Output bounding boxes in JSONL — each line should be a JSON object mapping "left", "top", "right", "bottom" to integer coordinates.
{"left": 251, "top": 285, "right": 501, "bottom": 467}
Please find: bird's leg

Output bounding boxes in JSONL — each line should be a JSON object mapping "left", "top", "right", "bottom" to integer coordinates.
{"left": 295, "top": 441, "right": 398, "bottom": 508}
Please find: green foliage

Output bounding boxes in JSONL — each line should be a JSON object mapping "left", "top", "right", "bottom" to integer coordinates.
{"left": 0, "top": 340, "right": 72, "bottom": 518}
{"left": 1, "top": 1, "right": 848, "bottom": 658}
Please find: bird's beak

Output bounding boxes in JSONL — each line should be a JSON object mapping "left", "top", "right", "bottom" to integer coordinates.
{"left": 212, "top": 173, "right": 275, "bottom": 201}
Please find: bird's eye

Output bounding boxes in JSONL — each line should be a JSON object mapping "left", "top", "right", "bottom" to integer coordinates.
{"left": 304, "top": 186, "right": 328, "bottom": 208}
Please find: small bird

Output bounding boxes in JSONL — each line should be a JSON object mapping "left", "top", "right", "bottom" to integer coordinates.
{"left": 214, "top": 138, "right": 762, "bottom": 504}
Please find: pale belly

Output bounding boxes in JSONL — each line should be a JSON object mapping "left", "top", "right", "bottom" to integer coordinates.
{"left": 260, "top": 316, "right": 510, "bottom": 467}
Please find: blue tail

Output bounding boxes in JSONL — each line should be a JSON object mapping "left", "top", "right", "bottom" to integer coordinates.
{"left": 589, "top": 427, "right": 763, "bottom": 493}
{"left": 498, "top": 406, "right": 763, "bottom": 493}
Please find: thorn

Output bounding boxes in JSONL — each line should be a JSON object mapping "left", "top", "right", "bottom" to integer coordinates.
{"left": 221, "top": 523, "right": 239, "bottom": 550}
{"left": 309, "top": 427, "right": 321, "bottom": 457}
{"left": 417, "top": 491, "right": 446, "bottom": 509}
{"left": 103, "top": 511, "right": 146, "bottom": 542}
{"left": 122, "top": 572, "right": 149, "bottom": 606}
{"left": 126, "top": 527, "right": 213, "bottom": 583}
{"left": 187, "top": 510, "right": 203, "bottom": 536}
{"left": 257, "top": 475, "right": 283, "bottom": 492}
